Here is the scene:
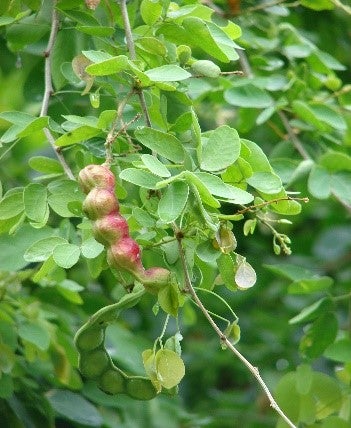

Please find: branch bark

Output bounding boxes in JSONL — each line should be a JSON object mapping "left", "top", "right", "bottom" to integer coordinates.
{"left": 40, "top": 1, "right": 74, "bottom": 180}
{"left": 118, "top": 0, "right": 151, "bottom": 127}
{"left": 176, "top": 234, "right": 297, "bottom": 428}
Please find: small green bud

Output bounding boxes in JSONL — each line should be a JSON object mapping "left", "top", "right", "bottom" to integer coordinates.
{"left": 191, "top": 60, "right": 221, "bottom": 78}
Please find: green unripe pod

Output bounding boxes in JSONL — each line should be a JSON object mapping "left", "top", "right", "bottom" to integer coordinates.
{"left": 93, "top": 213, "right": 129, "bottom": 245}
{"left": 79, "top": 164, "right": 115, "bottom": 194}
{"left": 75, "top": 328, "right": 104, "bottom": 352}
{"left": 126, "top": 377, "right": 158, "bottom": 400}
{"left": 138, "top": 267, "right": 171, "bottom": 293}
{"left": 99, "top": 369, "right": 126, "bottom": 395}
{"left": 83, "top": 188, "right": 119, "bottom": 220}
{"left": 191, "top": 60, "right": 221, "bottom": 78}
{"left": 79, "top": 350, "right": 110, "bottom": 379}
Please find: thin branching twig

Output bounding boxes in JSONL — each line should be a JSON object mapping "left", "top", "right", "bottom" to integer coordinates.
{"left": 118, "top": 0, "right": 151, "bottom": 127}
{"left": 175, "top": 232, "right": 297, "bottom": 428}
{"left": 40, "top": 1, "right": 74, "bottom": 180}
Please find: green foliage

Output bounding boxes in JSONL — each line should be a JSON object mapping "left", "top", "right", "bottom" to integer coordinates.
{"left": 0, "top": 0, "right": 350, "bottom": 427}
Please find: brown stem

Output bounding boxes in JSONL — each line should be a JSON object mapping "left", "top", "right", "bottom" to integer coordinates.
{"left": 277, "top": 110, "right": 310, "bottom": 160}
{"left": 118, "top": 0, "right": 152, "bottom": 128}
{"left": 236, "top": 196, "right": 309, "bottom": 215}
{"left": 40, "top": 1, "right": 74, "bottom": 180}
{"left": 175, "top": 234, "right": 297, "bottom": 428}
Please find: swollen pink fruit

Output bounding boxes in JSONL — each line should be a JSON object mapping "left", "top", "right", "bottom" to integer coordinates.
{"left": 79, "top": 164, "right": 115, "bottom": 194}
{"left": 107, "top": 237, "right": 144, "bottom": 274}
{"left": 83, "top": 188, "right": 119, "bottom": 220}
{"left": 93, "top": 214, "right": 129, "bottom": 245}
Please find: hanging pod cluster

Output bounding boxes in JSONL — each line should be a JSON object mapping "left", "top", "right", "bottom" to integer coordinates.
{"left": 75, "top": 289, "right": 160, "bottom": 399}
{"left": 75, "top": 164, "right": 174, "bottom": 399}
{"left": 78, "top": 164, "right": 172, "bottom": 292}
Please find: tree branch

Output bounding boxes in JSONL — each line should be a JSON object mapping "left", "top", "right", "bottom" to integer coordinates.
{"left": 118, "top": 0, "right": 151, "bottom": 127}
{"left": 40, "top": 1, "right": 74, "bottom": 180}
{"left": 176, "top": 233, "right": 297, "bottom": 428}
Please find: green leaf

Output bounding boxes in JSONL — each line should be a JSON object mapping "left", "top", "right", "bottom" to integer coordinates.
{"left": 85, "top": 55, "right": 129, "bottom": 76}
{"left": 29, "top": 156, "right": 64, "bottom": 174}
{"left": 246, "top": 172, "right": 282, "bottom": 194}
{"left": 134, "top": 127, "right": 185, "bottom": 163}
{"left": 48, "top": 180, "right": 84, "bottom": 218}
{"left": 55, "top": 126, "right": 101, "bottom": 147}
{"left": 158, "top": 181, "right": 189, "bottom": 223}
{"left": 141, "top": 154, "right": 171, "bottom": 178}
{"left": 47, "top": 390, "right": 102, "bottom": 427}
{"left": 145, "top": 65, "right": 191, "bottom": 82}
{"left": 225, "top": 84, "right": 273, "bottom": 108}
{"left": 23, "top": 183, "right": 48, "bottom": 224}
{"left": 0, "top": 374, "right": 14, "bottom": 399}
{"left": 235, "top": 261, "right": 256, "bottom": 290}
{"left": 289, "top": 298, "right": 334, "bottom": 325}
{"left": 24, "top": 237, "right": 67, "bottom": 262}
{"left": 155, "top": 348, "right": 185, "bottom": 389}
{"left": 300, "top": 312, "right": 338, "bottom": 359}
{"left": 18, "top": 321, "right": 50, "bottom": 351}
{"left": 324, "top": 338, "right": 351, "bottom": 363}
{"left": 319, "top": 152, "right": 351, "bottom": 173}
{"left": 300, "top": 0, "right": 334, "bottom": 11}
{"left": 292, "top": 101, "right": 346, "bottom": 131}
{"left": 6, "top": 15, "right": 50, "bottom": 51}
{"left": 81, "top": 237, "right": 104, "bottom": 259}
{"left": 185, "top": 172, "right": 220, "bottom": 208}
{"left": 140, "top": 0, "right": 163, "bottom": 25}
{"left": 53, "top": 243, "right": 80, "bottom": 268}
{"left": 288, "top": 277, "right": 333, "bottom": 294}
{"left": 0, "top": 112, "right": 48, "bottom": 143}
{"left": 217, "top": 253, "right": 236, "bottom": 290}
{"left": 57, "top": 279, "right": 84, "bottom": 304}
{"left": 76, "top": 26, "right": 115, "bottom": 37}
{"left": 119, "top": 168, "right": 161, "bottom": 189}
{"left": 194, "top": 172, "right": 253, "bottom": 204}
{"left": 158, "top": 282, "right": 181, "bottom": 317}
{"left": 200, "top": 126, "right": 241, "bottom": 172}
{"left": 0, "top": 191, "right": 24, "bottom": 219}
{"left": 0, "top": 342, "right": 15, "bottom": 374}
{"left": 182, "top": 18, "right": 239, "bottom": 62}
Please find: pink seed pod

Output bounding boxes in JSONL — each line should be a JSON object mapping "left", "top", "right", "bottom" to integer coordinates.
{"left": 83, "top": 188, "right": 119, "bottom": 220}
{"left": 79, "top": 164, "right": 115, "bottom": 194}
{"left": 139, "top": 267, "right": 171, "bottom": 292}
{"left": 107, "top": 237, "right": 144, "bottom": 275}
{"left": 93, "top": 213, "right": 129, "bottom": 245}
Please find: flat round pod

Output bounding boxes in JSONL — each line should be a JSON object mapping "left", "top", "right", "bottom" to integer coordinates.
{"left": 79, "top": 349, "right": 110, "bottom": 379}
{"left": 99, "top": 369, "right": 126, "bottom": 395}
{"left": 75, "top": 327, "right": 104, "bottom": 352}
{"left": 126, "top": 377, "right": 158, "bottom": 400}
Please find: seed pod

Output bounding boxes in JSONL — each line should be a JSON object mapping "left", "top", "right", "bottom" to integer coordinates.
{"left": 107, "top": 237, "right": 144, "bottom": 275}
{"left": 83, "top": 188, "right": 119, "bottom": 220}
{"left": 79, "top": 164, "right": 115, "bottom": 194}
{"left": 126, "top": 377, "right": 158, "bottom": 400}
{"left": 79, "top": 350, "right": 110, "bottom": 379}
{"left": 139, "top": 267, "right": 171, "bottom": 292}
{"left": 99, "top": 369, "right": 126, "bottom": 395}
{"left": 191, "top": 60, "right": 221, "bottom": 78}
{"left": 85, "top": 0, "right": 101, "bottom": 10}
{"left": 93, "top": 213, "right": 129, "bottom": 245}
{"left": 75, "top": 328, "right": 104, "bottom": 352}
